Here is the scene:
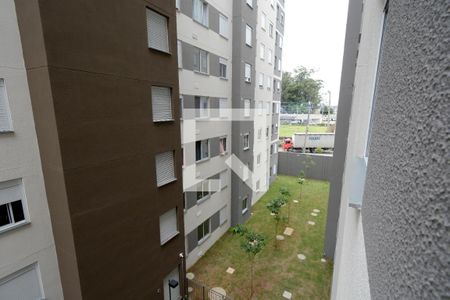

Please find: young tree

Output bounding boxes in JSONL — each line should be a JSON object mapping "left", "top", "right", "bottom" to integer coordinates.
{"left": 279, "top": 187, "right": 292, "bottom": 224}
{"left": 298, "top": 171, "right": 305, "bottom": 200}
{"left": 231, "top": 226, "right": 266, "bottom": 298}
{"left": 266, "top": 198, "right": 285, "bottom": 248}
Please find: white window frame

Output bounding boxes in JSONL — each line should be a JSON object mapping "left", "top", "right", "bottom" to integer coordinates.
{"left": 257, "top": 153, "right": 261, "bottom": 165}
{"left": 267, "top": 49, "right": 273, "bottom": 64}
{"left": 219, "top": 98, "right": 228, "bottom": 118}
{"left": 245, "top": 24, "right": 253, "bottom": 47}
{"left": 258, "top": 128, "right": 262, "bottom": 139}
{"left": 196, "top": 96, "right": 209, "bottom": 118}
{"left": 259, "top": 73, "right": 264, "bottom": 87}
{"left": 219, "top": 136, "right": 227, "bottom": 155}
{"left": 196, "top": 180, "right": 210, "bottom": 203}
{"left": 241, "top": 197, "right": 248, "bottom": 214}
{"left": 151, "top": 86, "right": 173, "bottom": 122}
{"left": 261, "top": 12, "right": 267, "bottom": 30}
{"left": 159, "top": 208, "right": 179, "bottom": 245}
{"left": 269, "top": 22, "right": 274, "bottom": 38}
{"left": 244, "top": 63, "right": 252, "bottom": 83}
{"left": 0, "top": 79, "right": 13, "bottom": 133}
{"left": 260, "top": 43, "right": 265, "bottom": 60}
{"left": 219, "top": 13, "right": 228, "bottom": 38}
{"left": 196, "top": 139, "right": 210, "bottom": 162}
{"left": 244, "top": 99, "right": 251, "bottom": 117}
{"left": 0, "top": 179, "right": 29, "bottom": 234}
{"left": 197, "top": 218, "right": 211, "bottom": 244}
{"left": 266, "top": 75, "right": 271, "bottom": 90}
{"left": 219, "top": 57, "right": 227, "bottom": 79}
{"left": 146, "top": 8, "right": 169, "bottom": 53}
{"left": 219, "top": 205, "right": 227, "bottom": 225}
{"left": 194, "top": 48, "right": 209, "bottom": 74}
{"left": 193, "top": 0, "right": 209, "bottom": 26}
{"left": 243, "top": 133, "right": 250, "bottom": 150}
{"left": 246, "top": 0, "right": 253, "bottom": 8}
{"left": 155, "top": 151, "right": 177, "bottom": 187}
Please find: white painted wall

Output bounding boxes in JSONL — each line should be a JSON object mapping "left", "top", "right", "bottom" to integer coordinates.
{"left": 331, "top": 1, "right": 387, "bottom": 299}
{"left": 177, "top": 0, "right": 233, "bottom": 269}
{"left": 0, "top": 0, "right": 63, "bottom": 299}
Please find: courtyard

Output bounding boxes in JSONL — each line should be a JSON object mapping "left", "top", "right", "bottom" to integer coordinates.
{"left": 188, "top": 175, "right": 332, "bottom": 299}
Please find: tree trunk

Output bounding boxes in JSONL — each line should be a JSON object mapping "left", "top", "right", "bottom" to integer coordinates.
{"left": 250, "top": 256, "right": 254, "bottom": 299}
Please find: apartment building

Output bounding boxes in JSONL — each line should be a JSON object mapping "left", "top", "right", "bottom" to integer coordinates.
{"left": 327, "top": 0, "right": 449, "bottom": 299}
{"left": 177, "top": 0, "right": 284, "bottom": 268}
{"left": 1, "top": 0, "right": 184, "bottom": 299}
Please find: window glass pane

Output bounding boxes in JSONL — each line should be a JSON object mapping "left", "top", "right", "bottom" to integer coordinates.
{"left": 200, "top": 50, "right": 208, "bottom": 73}
{"left": 152, "top": 86, "right": 173, "bottom": 122}
{"left": 11, "top": 200, "right": 24, "bottom": 222}
{"left": 219, "top": 14, "right": 228, "bottom": 37}
{"left": 245, "top": 25, "right": 252, "bottom": 46}
{"left": 0, "top": 204, "right": 11, "bottom": 226}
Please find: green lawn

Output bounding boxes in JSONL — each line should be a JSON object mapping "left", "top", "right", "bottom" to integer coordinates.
{"left": 280, "top": 124, "right": 329, "bottom": 137}
{"left": 188, "top": 175, "right": 332, "bottom": 300}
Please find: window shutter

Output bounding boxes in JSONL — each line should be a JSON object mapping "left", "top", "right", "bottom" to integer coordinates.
{"left": 0, "top": 179, "right": 22, "bottom": 206}
{"left": 147, "top": 9, "right": 169, "bottom": 52}
{"left": 159, "top": 208, "right": 178, "bottom": 244}
{"left": 152, "top": 86, "right": 173, "bottom": 122}
{"left": 0, "top": 80, "right": 12, "bottom": 132}
{"left": 155, "top": 151, "right": 176, "bottom": 187}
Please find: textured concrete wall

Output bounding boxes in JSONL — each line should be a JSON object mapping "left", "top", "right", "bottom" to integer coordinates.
{"left": 362, "top": 1, "right": 450, "bottom": 299}
{"left": 278, "top": 152, "right": 333, "bottom": 181}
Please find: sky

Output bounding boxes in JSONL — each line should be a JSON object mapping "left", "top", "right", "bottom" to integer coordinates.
{"left": 283, "top": 0, "right": 349, "bottom": 106}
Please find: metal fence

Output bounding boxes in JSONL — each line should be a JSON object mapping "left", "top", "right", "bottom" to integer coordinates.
{"left": 187, "top": 279, "right": 233, "bottom": 300}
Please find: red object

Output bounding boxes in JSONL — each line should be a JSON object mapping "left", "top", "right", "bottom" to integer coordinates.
{"left": 283, "top": 138, "right": 293, "bottom": 151}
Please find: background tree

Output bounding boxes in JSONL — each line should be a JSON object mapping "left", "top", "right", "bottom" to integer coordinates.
{"left": 281, "top": 67, "right": 324, "bottom": 113}
{"left": 320, "top": 105, "right": 334, "bottom": 115}
{"left": 231, "top": 226, "right": 266, "bottom": 298}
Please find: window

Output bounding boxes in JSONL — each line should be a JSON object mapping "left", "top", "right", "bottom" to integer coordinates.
{"left": 270, "top": 0, "right": 275, "bottom": 8}
{"left": 257, "top": 154, "right": 261, "bottom": 165}
{"left": 267, "top": 49, "right": 273, "bottom": 64}
{"left": 146, "top": 9, "right": 169, "bottom": 53}
{"left": 260, "top": 43, "right": 265, "bottom": 60}
{"left": 280, "top": 11, "right": 285, "bottom": 26}
{"left": 0, "top": 179, "right": 27, "bottom": 232}
{"left": 279, "top": 35, "right": 283, "bottom": 49}
{"left": 219, "top": 98, "right": 227, "bottom": 118}
{"left": 177, "top": 40, "right": 182, "bottom": 68}
{"left": 180, "top": 96, "right": 184, "bottom": 119}
{"left": 258, "top": 128, "right": 262, "bottom": 139}
{"left": 220, "top": 170, "right": 227, "bottom": 189}
{"left": 196, "top": 180, "right": 210, "bottom": 202}
{"left": 159, "top": 208, "right": 178, "bottom": 244}
{"left": 259, "top": 73, "right": 264, "bottom": 87}
{"left": 219, "top": 57, "right": 227, "bottom": 79}
{"left": 257, "top": 102, "right": 263, "bottom": 115}
{"left": 0, "top": 264, "right": 44, "bottom": 299}
{"left": 219, "top": 14, "right": 228, "bottom": 38}
{"left": 277, "top": 80, "right": 281, "bottom": 91}
{"left": 244, "top": 63, "right": 252, "bottom": 83}
{"left": 176, "top": 0, "right": 180, "bottom": 10}
{"left": 256, "top": 180, "right": 260, "bottom": 191}
{"left": 245, "top": 24, "right": 252, "bottom": 46}
{"left": 197, "top": 219, "right": 210, "bottom": 243}
{"left": 151, "top": 86, "right": 173, "bottom": 122}
{"left": 272, "top": 164, "right": 277, "bottom": 175}
{"left": 261, "top": 13, "right": 267, "bottom": 30}
{"left": 194, "top": 48, "right": 208, "bottom": 74}
{"left": 266, "top": 75, "right": 271, "bottom": 90}
{"left": 219, "top": 206, "right": 227, "bottom": 225}
{"left": 163, "top": 268, "right": 180, "bottom": 300}
{"left": 269, "top": 22, "right": 274, "bottom": 38}
{"left": 266, "top": 127, "right": 269, "bottom": 138}
{"left": 246, "top": 0, "right": 253, "bottom": 8}
{"left": 195, "top": 96, "right": 209, "bottom": 118}
{"left": 196, "top": 139, "right": 209, "bottom": 162}
{"left": 266, "top": 102, "right": 270, "bottom": 115}
{"left": 0, "top": 79, "right": 12, "bottom": 132}
{"left": 241, "top": 197, "right": 248, "bottom": 214}
{"left": 193, "top": 0, "right": 208, "bottom": 26}
{"left": 155, "top": 151, "right": 176, "bottom": 187}
{"left": 219, "top": 137, "right": 227, "bottom": 154}
{"left": 243, "top": 133, "right": 250, "bottom": 150}
{"left": 276, "top": 57, "right": 282, "bottom": 71}
{"left": 244, "top": 100, "right": 251, "bottom": 117}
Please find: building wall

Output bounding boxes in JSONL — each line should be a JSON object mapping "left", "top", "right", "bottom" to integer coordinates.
{"left": 177, "top": 0, "right": 233, "bottom": 269}
{"left": 331, "top": 0, "right": 386, "bottom": 299}
{"left": 323, "top": 0, "right": 362, "bottom": 259}
{"left": 0, "top": 1, "right": 63, "bottom": 298}
{"left": 362, "top": 1, "right": 450, "bottom": 298}
{"left": 14, "top": 0, "right": 184, "bottom": 299}
{"left": 231, "top": 0, "right": 258, "bottom": 226}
